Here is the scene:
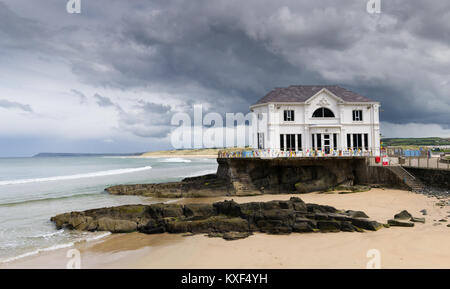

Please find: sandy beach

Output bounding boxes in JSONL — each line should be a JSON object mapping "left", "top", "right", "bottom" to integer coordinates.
{"left": 2, "top": 188, "right": 449, "bottom": 269}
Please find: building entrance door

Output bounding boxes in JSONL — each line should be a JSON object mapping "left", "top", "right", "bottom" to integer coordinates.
{"left": 323, "top": 134, "right": 331, "bottom": 154}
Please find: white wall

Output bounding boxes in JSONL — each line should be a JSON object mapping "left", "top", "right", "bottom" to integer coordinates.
{"left": 251, "top": 90, "right": 380, "bottom": 155}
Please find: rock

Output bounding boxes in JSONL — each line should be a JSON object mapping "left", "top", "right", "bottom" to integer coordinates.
{"left": 184, "top": 204, "right": 216, "bottom": 219}
{"left": 345, "top": 210, "right": 369, "bottom": 219}
{"left": 351, "top": 218, "right": 383, "bottom": 231}
{"left": 51, "top": 197, "right": 390, "bottom": 239}
{"left": 292, "top": 222, "right": 315, "bottom": 233}
{"left": 340, "top": 221, "right": 357, "bottom": 232}
{"left": 447, "top": 224, "right": 450, "bottom": 227}
{"left": 394, "top": 210, "right": 412, "bottom": 220}
{"left": 420, "top": 209, "right": 428, "bottom": 215}
{"left": 306, "top": 203, "right": 338, "bottom": 214}
{"left": 387, "top": 219, "right": 415, "bottom": 227}
{"left": 207, "top": 232, "right": 252, "bottom": 240}
{"left": 410, "top": 217, "right": 425, "bottom": 223}
{"left": 97, "top": 217, "right": 137, "bottom": 233}
{"left": 213, "top": 200, "right": 241, "bottom": 217}
{"left": 317, "top": 221, "right": 341, "bottom": 232}
{"left": 439, "top": 219, "right": 448, "bottom": 222}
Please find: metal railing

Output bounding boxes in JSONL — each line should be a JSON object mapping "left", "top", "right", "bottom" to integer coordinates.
{"left": 218, "top": 149, "right": 376, "bottom": 159}
{"left": 401, "top": 156, "right": 450, "bottom": 171}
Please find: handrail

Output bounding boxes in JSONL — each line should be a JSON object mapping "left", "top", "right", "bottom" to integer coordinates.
{"left": 218, "top": 148, "right": 375, "bottom": 158}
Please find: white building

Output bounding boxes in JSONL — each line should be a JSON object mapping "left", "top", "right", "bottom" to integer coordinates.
{"left": 250, "top": 85, "right": 381, "bottom": 156}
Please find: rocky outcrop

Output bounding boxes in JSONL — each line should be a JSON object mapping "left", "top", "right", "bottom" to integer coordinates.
{"left": 106, "top": 174, "right": 234, "bottom": 198}
{"left": 104, "top": 157, "right": 417, "bottom": 198}
{"left": 51, "top": 197, "right": 389, "bottom": 240}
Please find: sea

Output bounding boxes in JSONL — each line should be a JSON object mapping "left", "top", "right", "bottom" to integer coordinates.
{"left": 0, "top": 156, "right": 218, "bottom": 263}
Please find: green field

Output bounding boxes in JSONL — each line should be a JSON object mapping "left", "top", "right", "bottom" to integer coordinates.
{"left": 382, "top": 137, "right": 450, "bottom": 147}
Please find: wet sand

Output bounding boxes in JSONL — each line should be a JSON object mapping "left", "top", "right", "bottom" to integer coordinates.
{"left": 2, "top": 188, "right": 450, "bottom": 269}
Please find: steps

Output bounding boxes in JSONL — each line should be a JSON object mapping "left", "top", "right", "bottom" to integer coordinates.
{"left": 387, "top": 165, "right": 425, "bottom": 191}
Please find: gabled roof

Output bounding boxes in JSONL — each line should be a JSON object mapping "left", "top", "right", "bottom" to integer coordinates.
{"left": 253, "top": 85, "right": 375, "bottom": 105}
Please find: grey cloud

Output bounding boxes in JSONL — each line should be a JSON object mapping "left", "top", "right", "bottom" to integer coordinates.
{"left": 93, "top": 93, "right": 115, "bottom": 107}
{"left": 0, "top": 99, "right": 33, "bottom": 112}
{"left": 71, "top": 89, "right": 87, "bottom": 104}
{"left": 1, "top": 0, "right": 450, "bottom": 131}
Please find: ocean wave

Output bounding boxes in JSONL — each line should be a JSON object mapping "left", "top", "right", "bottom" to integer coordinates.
{"left": 0, "top": 232, "right": 111, "bottom": 264}
{"left": 159, "top": 158, "right": 192, "bottom": 163}
{"left": 0, "top": 166, "right": 153, "bottom": 186}
{"left": 0, "top": 192, "right": 99, "bottom": 207}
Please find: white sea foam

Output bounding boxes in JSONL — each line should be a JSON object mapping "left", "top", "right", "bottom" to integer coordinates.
{"left": 0, "top": 166, "right": 153, "bottom": 186}
{"left": 159, "top": 158, "right": 192, "bottom": 163}
{"left": 0, "top": 242, "right": 75, "bottom": 263}
{"left": 182, "top": 169, "right": 217, "bottom": 178}
{"left": 33, "top": 229, "right": 65, "bottom": 239}
{"left": 0, "top": 232, "right": 112, "bottom": 264}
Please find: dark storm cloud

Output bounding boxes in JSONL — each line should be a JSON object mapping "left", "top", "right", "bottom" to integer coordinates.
{"left": 1, "top": 0, "right": 450, "bottom": 137}
{"left": 0, "top": 99, "right": 33, "bottom": 112}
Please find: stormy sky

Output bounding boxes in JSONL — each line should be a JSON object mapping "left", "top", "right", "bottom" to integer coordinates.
{"left": 0, "top": 0, "right": 449, "bottom": 156}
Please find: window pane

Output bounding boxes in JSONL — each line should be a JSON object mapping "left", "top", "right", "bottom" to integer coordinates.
{"left": 280, "top": 134, "right": 284, "bottom": 151}
{"left": 317, "top": 134, "right": 322, "bottom": 150}
{"left": 312, "top": 134, "right": 315, "bottom": 149}
{"left": 297, "top": 134, "right": 302, "bottom": 151}
{"left": 323, "top": 108, "right": 334, "bottom": 117}
{"left": 333, "top": 134, "right": 337, "bottom": 150}
{"left": 364, "top": 133, "right": 368, "bottom": 150}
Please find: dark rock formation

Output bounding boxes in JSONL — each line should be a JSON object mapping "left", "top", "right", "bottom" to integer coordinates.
{"left": 51, "top": 197, "right": 388, "bottom": 240}
{"left": 394, "top": 210, "right": 412, "bottom": 220}
{"left": 105, "top": 157, "right": 420, "bottom": 198}
{"left": 387, "top": 219, "right": 415, "bottom": 227}
{"left": 410, "top": 217, "right": 425, "bottom": 223}
{"left": 106, "top": 174, "right": 234, "bottom": 198}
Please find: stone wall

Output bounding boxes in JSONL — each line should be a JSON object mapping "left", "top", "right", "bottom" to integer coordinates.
{"left": 405, "top": 168, "right": 450, "bottom": 190}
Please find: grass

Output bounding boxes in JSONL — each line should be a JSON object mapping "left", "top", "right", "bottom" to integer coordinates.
{"left": 382, "top": 137, "right": 450, "bottom": 147}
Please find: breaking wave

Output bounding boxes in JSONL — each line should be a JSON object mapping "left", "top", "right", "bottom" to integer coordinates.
{"left": 0, "top": 166, "right": 153, "bottom": 186}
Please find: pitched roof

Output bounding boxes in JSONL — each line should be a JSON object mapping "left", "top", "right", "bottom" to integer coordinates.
{"left": 254, "top": 85, "right": 375, "bottom": 105}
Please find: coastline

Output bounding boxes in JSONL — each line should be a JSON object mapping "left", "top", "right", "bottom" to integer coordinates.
{"left": 3, "top": 188, "right": 449, "bottom": 269}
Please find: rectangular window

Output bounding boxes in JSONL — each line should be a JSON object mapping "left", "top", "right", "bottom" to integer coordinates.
{"left": 347, "top": 134, "right": 351, "bottom": 149}
{"left": 311, "top": 134, "right": 315, "bottom": 149}
{"left": 352, "top": 110, "right": 363, "bottom": 121}
{"left": 284, "top": 110, "right": 295, "bottom": 121}
{"left": 333, "top": 134, "right": 337, "bottom": 150}
{"left": 297, "top": 134, "right": 302, "bottom": 151}
{"left": 317, "top": 134, "right": 322, "bottom": 150}
{"left": 357, "top": 134, "right": 362, "bottom": 149}
{"left": 280, "top": 134, "right": 285, "bottom": 151}
{"left": 364, "top": 133, "right": 369, "bottom": 150}
{"left": 286, "top": 134, "right": 295, "bottom": 151}
{"left": 257, "top": 133, "right": 264, "bottom": 149}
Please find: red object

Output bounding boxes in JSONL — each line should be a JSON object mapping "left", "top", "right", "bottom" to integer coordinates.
{"left": 375, "top": 156, "right": 381, "bottom": 163}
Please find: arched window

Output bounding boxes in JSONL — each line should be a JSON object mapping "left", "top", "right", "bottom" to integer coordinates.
{"left": 312, "top": 107, "right": 335, "bottom": 118}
